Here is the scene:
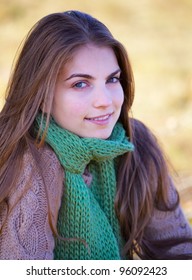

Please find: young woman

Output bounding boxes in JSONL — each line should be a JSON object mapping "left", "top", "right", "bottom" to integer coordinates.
{"left": 0, "top": 10, "right": 191, "bottom": 260}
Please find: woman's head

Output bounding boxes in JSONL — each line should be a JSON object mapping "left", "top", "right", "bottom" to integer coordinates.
{"left": 51, "top": 44, "right": 124, "bottom": 139}
{"left": 1, "top": 11, "right": 134, "bottom": 140}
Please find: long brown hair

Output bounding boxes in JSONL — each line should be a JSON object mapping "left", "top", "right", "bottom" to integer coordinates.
{"left": 0, "top": 11, "right": 191, "bottom": 259}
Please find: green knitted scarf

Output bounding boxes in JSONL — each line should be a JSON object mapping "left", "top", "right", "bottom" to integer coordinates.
{"left": 35, "top": 115, "right": 134, "bottom": 259}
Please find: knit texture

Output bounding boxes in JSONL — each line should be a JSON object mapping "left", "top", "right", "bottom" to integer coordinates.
{"left": 35, "top": 115, "right": 134, "bottom": 260}
{"left": 1, "top": 145, "right": 192, "bottom": 259}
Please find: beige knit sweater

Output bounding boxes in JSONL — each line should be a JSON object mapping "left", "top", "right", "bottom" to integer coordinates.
{"left": 0, "top": 145, "right": 192, "bottom": 259}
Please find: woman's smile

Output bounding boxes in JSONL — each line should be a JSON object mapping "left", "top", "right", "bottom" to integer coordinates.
{"left": 85, "top": 112, "right": 114, "bottom": 125}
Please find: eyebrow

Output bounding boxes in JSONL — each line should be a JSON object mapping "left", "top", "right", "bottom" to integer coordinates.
{"left": 65, "top": 68, "right": 121, "bottom": 81}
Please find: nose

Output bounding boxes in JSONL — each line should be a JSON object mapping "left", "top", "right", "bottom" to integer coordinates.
{"left": 92, "top": 86, "right": 113, "bottom": 108}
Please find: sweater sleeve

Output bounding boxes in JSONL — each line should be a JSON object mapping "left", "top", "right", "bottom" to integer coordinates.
{"left": 0, "top": 146, "right": 64, "bottom": 260}
{"left": 144, "top": 181, "right": 192, "bottom": 256}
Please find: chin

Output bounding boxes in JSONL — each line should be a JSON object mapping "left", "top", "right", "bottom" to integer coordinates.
{"left": 92, "top": 129, "right": 113, "bottom": 140}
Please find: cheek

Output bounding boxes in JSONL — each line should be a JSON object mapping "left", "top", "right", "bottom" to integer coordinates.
{"left": 63, "top": 96, "right": 87, "bottom": 116}
{"left": 114, "top": 88, "right": 124, "bottom": 108}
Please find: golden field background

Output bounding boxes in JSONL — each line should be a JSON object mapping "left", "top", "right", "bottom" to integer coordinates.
{"left": 0, "top": 0, "right": 192, "bottom": 222}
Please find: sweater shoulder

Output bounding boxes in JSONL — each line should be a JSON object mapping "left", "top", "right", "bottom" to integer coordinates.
{"left": 8, "top": 144, "right": 64, "bottom": 208}
{"left": 0, "top": 144, "right": 64, "bottom": 259}
{"left": 144, "top": 184, "right": 192, "bottom": 255}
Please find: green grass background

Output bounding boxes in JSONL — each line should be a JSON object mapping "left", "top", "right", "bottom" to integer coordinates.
{"left": 0, "top": 0, "right": 192, "bottom": 223}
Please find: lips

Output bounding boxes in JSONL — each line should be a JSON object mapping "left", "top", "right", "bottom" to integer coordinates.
{"left": 86, "top": 114, "right": 111, "bottom": 121}
{"left": 86, "top": 113, "right": 113, "bottom": 125}
{"left": 85, "top": 113, "right": 113, "bottom": 121}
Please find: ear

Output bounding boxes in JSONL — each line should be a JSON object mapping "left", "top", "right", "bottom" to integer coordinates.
{"left": 40, "top": 99, "right": 52, "bottom": 114}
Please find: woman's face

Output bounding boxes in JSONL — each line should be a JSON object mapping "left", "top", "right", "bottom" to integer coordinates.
{"left": 51, "top": 44, "right": 124, "bottom": 139}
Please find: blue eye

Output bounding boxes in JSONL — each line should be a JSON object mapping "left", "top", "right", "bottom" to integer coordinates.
{"left": 107, "top": 77, "right": 120, "bottom": 83}
{"left": 73, "top": 81, "right": 87, "bottom": 88}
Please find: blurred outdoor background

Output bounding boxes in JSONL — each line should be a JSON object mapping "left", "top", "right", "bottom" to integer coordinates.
{"left": 0, "top": 0, "right": 191, "bottom": 224}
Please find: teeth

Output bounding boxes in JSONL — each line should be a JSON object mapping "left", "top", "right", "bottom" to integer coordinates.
{"left": 94, "top": 115, "right": 109, "bottom": 121}
{"left": 90, "top": 115, "right": 110, "bottom": 121}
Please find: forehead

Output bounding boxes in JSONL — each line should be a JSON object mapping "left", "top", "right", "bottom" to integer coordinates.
{"left": 61, "top": 44, "right": 119, "bottom": 76}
